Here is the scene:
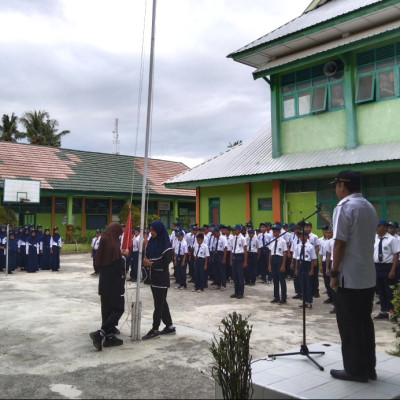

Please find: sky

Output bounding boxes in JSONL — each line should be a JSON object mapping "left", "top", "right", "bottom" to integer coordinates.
{"left": 0, "top": 0, "right": 308, "bottom": 168}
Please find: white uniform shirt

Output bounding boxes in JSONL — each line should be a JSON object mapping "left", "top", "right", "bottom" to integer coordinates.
{"left": 308, "top": 232, "right": 320, "bottom": 250}
{"left": 258, "top": 232, "right": 271, "bottom": 248}
{"left": 373, "top": 233, "right": 400, "bottom": 263}
{"left": 193, "top": 242, "right": 210, "bottom": 259}
{"left": 50, "top": 237, "right": 62, "bottom": 248}
{"left": 319, "top": 237, "right": 329, "bottom": 262}
{"left": 185, "top": 232, "right": 196, "bottom": 248}
{"left": 26, "top": 241, "right": 40, "bottom": 255}
{"left": 131, "top": 235, "right": 140, "bottom": 252}
{"left": 325, "top": 238, "right": 334, "bottom": 264}
{"left": 174, "top": 239, "right": 188, "bottom": 256}
{"left": 91, "top": 235, "right": 101, "bottom": 251}
{"left": 268, "top": 236, "right": 287, "bottom": 256}
{"left": 247, "top": 235, "right": 260, "bottom": 253}
{"left": 332, "top": 192, "right": 378, "bottom": 289}
{"left": 230, "top": 234, "right": 247, "bottom": 254}
{"left": 226, "top": 234, "right": 233, "bottom": 251}
{"left": 212, "top": 235, "right": 228, "bottom": 252}
{"left": 293, "top": 241, "right": 317, "bottom": 261}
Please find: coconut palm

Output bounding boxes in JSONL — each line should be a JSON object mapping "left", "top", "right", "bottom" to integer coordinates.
{"left": 19, "top": 110, "right": 70, "bottom": 147}
{"left": 0, "top": 113, "right": 24, "bottom": 142}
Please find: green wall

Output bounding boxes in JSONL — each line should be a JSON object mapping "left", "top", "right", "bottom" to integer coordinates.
{"left": 357, "top": 98, "right": 400, "bottom": 145}
{"left": 250, "top": 181, "right": 273, "bottom": 224}
{"left": 281, "top": 110, "right": 347, "bottom": 154}
{"left": 200, "top": 184, "right": 246, "bottom": 226}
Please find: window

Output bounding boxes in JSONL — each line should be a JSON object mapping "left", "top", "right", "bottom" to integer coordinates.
{"left": 258, "top": 198, "right": 272, "bottom": 210}
{"left": 55, "top": 198, "right": 67, "bottom": 213}
{"left": 281, "top": 60, "right": 344, "bottom": 120}
{"left": 209, "top": 198, "right": 220, "bottom": 225}
{"left": 356, "top": 42, "right": 400, "bottom": 104}
{"left": 86, "top": 215, "right": 107, "bottom": 230}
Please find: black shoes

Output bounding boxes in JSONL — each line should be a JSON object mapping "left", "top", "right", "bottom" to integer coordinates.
{"left": 90, "top": 330, "right": 104, "bottom": 351}
{"left": 330, "top": 369, "right": 368, "bottom": 383}
{"left": 292, "top": 294, "right": 302, "bottom": 299}
{"left": 160, "top": 326, "right": 176, "bottom": 335}
{"left": 111, "top": 327, "right": 120, "bottom": 335}
{"left": 278, "top": 300, "right": 287, "bottom": 305}
{"left": 230, "top": 293, "right": 238, "bottom": 298}
{"left": 236, "top": 295, "right": 244, "bottom": 299}
{"left": 103, "top": 335, "right": 123, "bottom": 347}
{"left": 299, "top": 303, "right": 312, "bottom": 309}
{"left": 142, "top": 329, "right": 160, "bottom": 340}
{"left": 323, "top": 298, "right": 333, "bottom": 304}
{"left": 373, "top": 312, "right": 389, "bottom": 320}
{"left": 270, "top": 298, "right": 280, "bottom": 303}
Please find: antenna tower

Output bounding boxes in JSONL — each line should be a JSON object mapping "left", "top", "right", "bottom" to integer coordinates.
{"left": 113, "top": 118, "right": 120, "bottom": 155}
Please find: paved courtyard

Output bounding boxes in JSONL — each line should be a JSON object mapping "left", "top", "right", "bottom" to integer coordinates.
{"left": 0, "top": 253, "right": 397, "bottom": 399}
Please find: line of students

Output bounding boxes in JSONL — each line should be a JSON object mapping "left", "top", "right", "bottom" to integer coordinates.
{"left": 0, "top": 224, "right": 62, "bottom": 274}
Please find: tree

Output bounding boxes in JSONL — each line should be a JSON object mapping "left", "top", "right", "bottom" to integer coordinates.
{"left": 0, "top": 113, "right": 24, "bottom": 142}
{"left": 0, "top": 206, "right": 17, "bottom": 226}
{"left": 19, "top": 110, "right": 70, "bottom": 147}
{"left": 228, "top": 140, "right": 243, "bottom": 148}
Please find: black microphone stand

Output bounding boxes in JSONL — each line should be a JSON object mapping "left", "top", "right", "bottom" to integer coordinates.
{"left": 268, "top": 203, "right": 325, "bottom": 371}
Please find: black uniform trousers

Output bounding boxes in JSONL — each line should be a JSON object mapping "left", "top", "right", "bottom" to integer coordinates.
{"left": 151, "top": 286, "right": 172, "bottom": 331}
{"left": 335, "top": 286, "right": 376, "bottom": 376}
{"left": 101, "top": 294, "right": 124, "bottom": 335}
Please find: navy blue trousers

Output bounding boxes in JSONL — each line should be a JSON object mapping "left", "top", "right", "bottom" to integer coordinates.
{"left": 232, "top": 254, "right": 245, "bottom": 296}
{"left": 271, "top": 255, "right": 287, "bottom": 301}
{"left": 298, "top": 261, "right": 312, "bottom": 303}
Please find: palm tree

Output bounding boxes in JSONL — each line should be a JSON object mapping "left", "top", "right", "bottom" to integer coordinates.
{"left": 19, "top": 110, "right": 70, "bottom": 148}
{"left": 228, "top": 140, "right": 243, "bottom": 148}
{"left": 0, "top": 113, "right": 24, "bottom": 142}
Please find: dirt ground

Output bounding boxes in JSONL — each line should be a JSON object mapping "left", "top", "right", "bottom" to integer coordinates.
{"left": 0, "top": 253, "right": 397, "bottom": 399}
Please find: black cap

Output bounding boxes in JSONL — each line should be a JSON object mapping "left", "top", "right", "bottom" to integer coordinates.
{"left": 388, "top": 221, "right": 399, "bottom": 228}
{"left": 330, "top": 170, "right": 361, "bottom": 186}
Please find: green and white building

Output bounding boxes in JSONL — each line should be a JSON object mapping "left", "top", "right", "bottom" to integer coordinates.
{"left": 166, "top": 0, "right": 400, "bottom": 232}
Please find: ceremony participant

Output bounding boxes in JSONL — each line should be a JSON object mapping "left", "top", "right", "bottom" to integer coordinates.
{"left": 329, "top": 170, "right": 378, "bottom": 383}
{"left": 211, "top": 226, "right": 228, "bottom": 291}
{"left": 142, "top": 220, "right": 175, "bottom": 340}
{"left": 36, "top": 224, "right": 44, "bottom": 269}
{"left": 319, "top": 225, "right": 333, "bottom": 304}
{"left": 90, "top": 223, "right": 127, "bottom": 351}
{"left": 26, "top": 229, "right": 40, "bottom": 273}
{"left": 305, "top": 221, "right": 320, "bottom": 298}
{"left": 0, "top": 225, "right": 6, "bottom": 272}
{"left": 257, "top": 222, "right": 270, "bottom": 284}
{"left": 127, "top": 227, "right": 140, "bottom": 282}
{"left": 373, "top": 219, "right": 400, "bottom": 320}
{"left": 246, "top": 228, "right": 259, "bottom": 286}
{"left": 6, "top": 228, "right": 18, "bottom": 274}
{"left": 230, "top": 224, "right": 247, "bottom": 299}
{"left": 90, "top": 229, "right": 102, "bottom": 276}
{"left": 174, "top": 230, "right": 188, "bottom": 290}
{"left": 185, "top": 225, "right": 197, "bottom": 282}
{"left": 268, "top": 223, "right": 288, "bottom": 304}
{"left": 192, "top": 233, "right": 209, "bottom": 292}
{"left": 290, "top": 226, "right": 303, "bottom": 300}
{"left": 224, "top": 225, "right": 233, "bottom": 283}
{"left": 18, "top": 226, "right": 29, "bottom": 271}
{"left": 50, "top": 227, "right": 62, "bottom": 271}
{"left": 40, "top": 228, "right": 52, "bottom": 270}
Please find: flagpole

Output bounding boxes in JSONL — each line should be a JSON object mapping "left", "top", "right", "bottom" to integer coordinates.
{"left": 132, "top": 0, "right": 157, "bottom": 341}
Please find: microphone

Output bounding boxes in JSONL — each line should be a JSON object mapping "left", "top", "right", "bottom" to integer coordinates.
{"left": 316, "top": 203, "right": 322, "bottom": 212}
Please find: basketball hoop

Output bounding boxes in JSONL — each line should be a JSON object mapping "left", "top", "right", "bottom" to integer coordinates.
{"left": 19, "top": 198, "right": 31, "bottom": 203}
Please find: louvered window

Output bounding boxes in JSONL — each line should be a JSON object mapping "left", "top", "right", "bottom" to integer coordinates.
{"left": 356, "top": 42, "right": 400, "bottom": 103}
{"left": 281, "top": 60, "right": 344, "bottom": 120}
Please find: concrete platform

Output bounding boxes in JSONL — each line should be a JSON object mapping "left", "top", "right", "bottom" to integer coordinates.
{"left": 216, "top": 342, "right": 400, "bottom": 399}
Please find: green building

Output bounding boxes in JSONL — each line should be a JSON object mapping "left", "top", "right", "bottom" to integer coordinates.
{"left": 0, "top": 142, "right": 195, "bottom": 237}
{"left": 166, "top": 0, "right": 400, "bottom": 232}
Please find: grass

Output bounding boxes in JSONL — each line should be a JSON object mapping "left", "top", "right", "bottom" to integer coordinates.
{"left": 62, "top": 243, "right": 91, "bottom": 253}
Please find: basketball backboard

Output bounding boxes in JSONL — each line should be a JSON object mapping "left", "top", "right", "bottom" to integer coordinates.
{"left": 3, "top": 178, "right": 41, "bottom": 203}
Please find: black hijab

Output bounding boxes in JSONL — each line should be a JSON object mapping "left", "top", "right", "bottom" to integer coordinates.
{"left": 146, "top": 220, "right": 171, "bottom": 259}
{"left": 95, "top": 223, "right": 123, "bottom": 267}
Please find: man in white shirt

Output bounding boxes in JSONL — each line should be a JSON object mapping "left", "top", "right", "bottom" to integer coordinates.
{"left": 246, "top": 228, "right": 260, "bottom": 286}
{"left": 230, "top": 224, "right": 247, "bottom": 299}
{"left": 329, "top": 170, "right": 378, "bottom": 383}
{"left": 373, "top": 219, "right": 400, "bottom": 319}
{"left": 91, "top": 229, "right": 101, "bottom": 276}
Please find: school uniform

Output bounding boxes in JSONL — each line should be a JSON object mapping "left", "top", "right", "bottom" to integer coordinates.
{"left": 26, "top": 234, "right": 40, "bottom": 273}
{"left": 290, "top": 235, "right": 302, "bottom": 296}
{"left": 225, "top": 233, "right": 233, "bottom": 282}
{"left": 269, "top": 236, "right": 288, "bottom": 301}
{"left": 174, "top": 238, "right": 188, "bottom": 288}
{"left": 0, "top": 229, "right": 6, "bottom": 271}
{"left": 246, "top": 235, "right": 260, "bottom": 285}
{"left": 230, "top": 233, "right": 247, "bottom": 297}
{"left": 6, "top": 235, "right": 18, "bottom": 273}
{"left": 211, "top": 234, "right": 228, "bottom": 289}
{"left": 257, "top": 232, "right": 271, "bottom": 282}
{"left": 374, "top": 233, "right": 400, "bottom": 314}
{"left": 293, "top": 240, "right": 317, "bottom": 304}
{"left": 129, "top": 235, "right": 140, "bottom": 280}
{"left": 50, "top": 232, "right": 62, "bottom": 271}
{"left": 41, "top": 232, "right": 52, "bottom": 270}
{"left": 193, "top": 242, "right": 210, "bottom": 291}
{"left": 18, "top": 229, "right": 29, "bottom": 270}
{"left": 185, "top": 231, "right": 196, "bottom": 280}
{"left": 308, "top": 231, "right": 320, "bottom": 297}
{"left": 319, "top": 236, "right": 331, "bottom": 301}
{"left": 35, "top": 228, "right": 44, "bottom": 268}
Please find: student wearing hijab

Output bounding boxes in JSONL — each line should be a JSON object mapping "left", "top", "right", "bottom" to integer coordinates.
{"left": 40, "top": 228, "right": 52, "bottom": 270}
{"left": 18, "top": 226, "right": 29, "bottom": 271}
{"left": 26, "top": 230, "right": 40, "bottom": 273}
{"left": 142, "top": 220, "right": 175, "bottom": 340}
{"left": 50, "top": 227, "right": 62, "bottom": 271}
{"left": 7, "top": 228, "right": 19, "bottom": 274}
{"left": 90, "top": 223, "right": 128, "bottom": 351}
{"left": 36, "top": 224, "right": 44, "bottom": 269}
{"left": 0, "top": 225, "right": 6, "bottom": 272}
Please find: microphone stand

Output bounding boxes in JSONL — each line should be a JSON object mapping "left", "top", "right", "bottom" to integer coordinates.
{"left": 268, "top": 203, "right": 325, "bottom": 371}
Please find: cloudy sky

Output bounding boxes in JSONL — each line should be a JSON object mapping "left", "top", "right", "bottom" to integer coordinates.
{"left": 0, "top": 0, "right": 308, "bottom": 167}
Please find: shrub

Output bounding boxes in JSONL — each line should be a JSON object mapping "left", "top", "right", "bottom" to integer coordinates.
{"left": 389, "top": 283, "right": 400, "bottom": 357}
{"left": 0, "top": 206, "right": 17, "bottom": 226}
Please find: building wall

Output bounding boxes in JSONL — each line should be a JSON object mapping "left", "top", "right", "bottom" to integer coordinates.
{"left": 250, "top": 181, "right": 274, "bottom": 224}
{"left": 285, "top": 191, "right": 318, "bottom": 227}
{"left": 281, "top": 109, "right": 347, "bottom": 154}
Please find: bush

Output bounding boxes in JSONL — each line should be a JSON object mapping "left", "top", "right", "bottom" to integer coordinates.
{"left": 389, "top": 283, "right": 400, "bottom": 357}
{"left": 119, "top": 201, "right": 159, "bottom": 228}
{"left": 64, "top": 224, "right": 93, "bottom": 244}
{"left": 0, "top": 206, "right": 17, "bottom": 226}
{"left": 210, "top": 312, "right": 253, "bottom": 399}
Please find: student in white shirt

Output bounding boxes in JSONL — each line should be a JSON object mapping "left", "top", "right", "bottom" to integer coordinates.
{"left": 91, "top": 229, "right": 101, "bottom": 276}
{"left": 127, "top": 227, "right": 140, "bottom": 282}
{"left": 174, "top": 231, "right": 188, "bottom": 290}
{"left": 192, "top": 233, "right": 209, "bottom": 292}
{"left": 210, "top": 227, "right": 228, "bottom": 290}
{"left": 229, "top": 224, "right": 248, "bottom": 299}
{"left": 305, "top": 221, "right": 320, "bottom": 298}
{"left": 246, "top": 228, "right": 260, "bottom": 286}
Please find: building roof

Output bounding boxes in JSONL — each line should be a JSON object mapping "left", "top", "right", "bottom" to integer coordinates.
{"left": 0, "top": 142, "right": 195, "bottom": 199}
{"left": 228, "top": 0, "right": 400, "bottom": 74}
{"left": 165, "top": 127, "right": 400, "bottom": 187}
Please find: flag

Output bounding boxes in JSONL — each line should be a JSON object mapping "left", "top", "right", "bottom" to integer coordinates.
{"left": 121, "top": 205, "right": 133, "bottom": 252}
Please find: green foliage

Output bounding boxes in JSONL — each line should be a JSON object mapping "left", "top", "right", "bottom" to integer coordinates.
{"left": 389, "top": 283, "right": 400, "bottom": 357}
{"left": 210, "top": 312, "right": 253, "bottom": 400}
{"left": 178, "top": 215, "right": 192, "bottom": 231}
{"left": 0, "top": 206, "right": 18, "bottom": 226}
{"left": 228, "top": 139, "right": 243, "bottom": 148}
{"left": 118, "top": 201, "right": 159, "bottom": 228}
{"left": 64, "top": 224, "right": 93, "bottom": 244}
{"left": 0, "top": 113, "right": 24, "bottom": 142}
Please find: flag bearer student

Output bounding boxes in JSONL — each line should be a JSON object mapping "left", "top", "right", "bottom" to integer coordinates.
{"left": 50, "top": 227, "right": 62, "bottom": 271}
{"left": 91, "top": 229, "right": 102, "bottom": 276}
{"left": 192, "top": 233, "right": 209, "bottom": 292}
{"left": 304, "top": 221, "right": 320, "bottom": 298}
{"left": 174, "top": 230, "right": 188, "bottom": 290}
{"left": 320, "top": 225, "right": 334, "bottom": 304}
{"left": 258, "top": 222, "right": 271, "bottom": 284}
{"left": 230, "top": 224, "right": 248, "bottom": 299}
{"left": 36, "top": 224, "right": 44, "bottom": 268}
{"left": 268, "top": 223, "right": 288, "bottom": 304}
{"left": 0, "top": 225, "right": 6, "bottom": 272}
{"left": 6, "top": 228, "right": 19, "bottom": 274}
{"left": 40, "top": 228, "right": 52, "bottom": 270}
{"left": 373, "top": 219, "right": 400, "bottom": 320}
{"left": 246, "top": 228, "right": 260, "bottom": 286}
{"left": 127, "top": 227, "right": 140, "bottom": 282}
{"left": 26, "top": 229, "right": 40, "bottom": 273}
{"left": 185, "top": 225, "right": 197, "bottom": 283}
{"left": 18, "top": 226, "right": 29, "bottom": 271}
{"left": 293, "top": 230, "right": 317, "bottom": 309}
{"left": 210, "top": 226, "right": 228, "bottom": 291}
